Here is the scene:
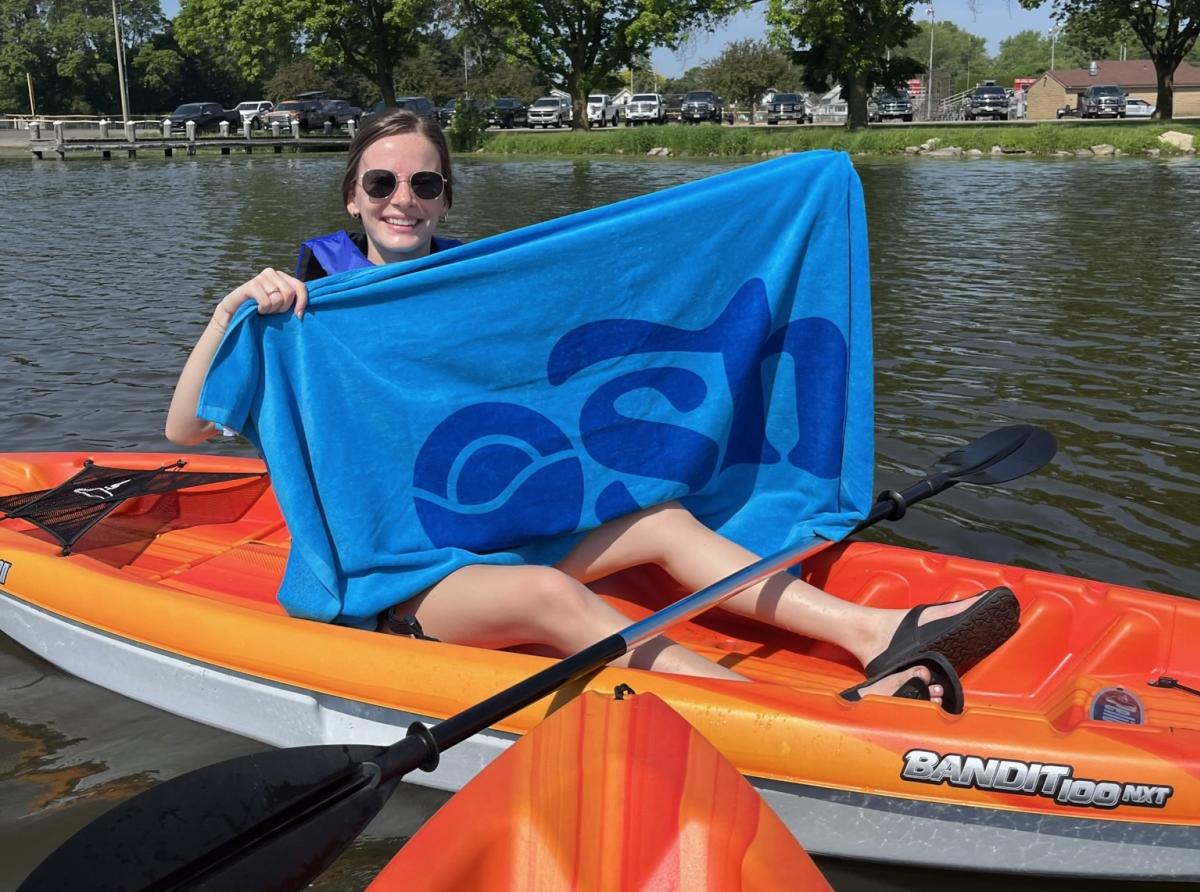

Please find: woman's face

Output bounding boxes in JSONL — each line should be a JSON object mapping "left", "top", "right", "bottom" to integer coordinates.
{"left": 346, "top": 132, "right": 447, "bottom": 265}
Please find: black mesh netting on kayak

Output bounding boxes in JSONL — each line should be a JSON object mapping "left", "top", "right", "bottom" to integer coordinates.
{"left": 0, "top": 459, "right": 268, "bottom": 556}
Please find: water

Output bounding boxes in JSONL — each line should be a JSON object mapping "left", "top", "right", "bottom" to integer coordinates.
{"left": 1, "top": 151, "right": 1197, "bottom": 890}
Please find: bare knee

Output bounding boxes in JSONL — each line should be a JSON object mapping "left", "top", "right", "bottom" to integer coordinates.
{"left": 626, "top": 501, "right": 708, "bottom": 562}
{"left": 513, "top": 566, "right": 608, "bottom": 643}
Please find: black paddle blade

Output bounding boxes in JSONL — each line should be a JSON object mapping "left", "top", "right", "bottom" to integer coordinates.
{"left": 18, "top": 743, "right": 410, "bottom": 892}
{"left": 935, "top": 424, "right": 1057, "bottom": 486}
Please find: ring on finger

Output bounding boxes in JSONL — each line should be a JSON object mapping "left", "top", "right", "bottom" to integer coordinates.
{"left": 266, "top": 288, "right": 281, "bottom": 295}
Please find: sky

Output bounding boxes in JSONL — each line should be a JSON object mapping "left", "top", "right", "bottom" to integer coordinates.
{"left": 651, "top": 2, "right": 1059, "bottom": 76}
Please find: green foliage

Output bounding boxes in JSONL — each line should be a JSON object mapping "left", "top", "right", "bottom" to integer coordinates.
{"left": 705, "top": 39, "right": 799, "bottom": 109}
{"left": 1019, "top": 0, "right": 1200, "bottom": 118}
{"left": 263, "top": 59, "right": 339, "bottom": 103}
{"left": 475, "top": 121, "right": 1199, "bottom": 157}
{"left": 767, "top": 0, "right": 923, "bottom": 128}
{"left": 899, "top": 20, "right": 990, "bottom": 93}
{"left": 446, "top": 100, "right": 489, "bottom": 150}
{"left": 175, "top": 0, "right": 438, "bottom": 106}
{"left": 456, "top": 0, "right": 748, "bottom": 127}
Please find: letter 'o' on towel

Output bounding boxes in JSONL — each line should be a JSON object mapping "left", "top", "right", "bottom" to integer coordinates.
{"left": 199, "top": 152, "right": 874, "bottom": 626}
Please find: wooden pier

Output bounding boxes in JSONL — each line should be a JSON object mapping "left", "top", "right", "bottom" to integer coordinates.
{"left": 27, "top": 121, "right": 352, "bottom": 160}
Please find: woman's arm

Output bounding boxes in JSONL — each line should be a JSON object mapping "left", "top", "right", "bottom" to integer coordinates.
{"left": 165, "top": 267, "right": 308, "bottom": 445}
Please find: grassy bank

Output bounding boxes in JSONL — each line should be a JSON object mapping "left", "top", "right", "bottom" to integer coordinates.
{"left": 478, "top": 121, "right": 1199, "bottom": 158}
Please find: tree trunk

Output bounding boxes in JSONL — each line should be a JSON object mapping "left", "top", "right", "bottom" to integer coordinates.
{"left": 844, "top": 74, "right": 869, "bottom": 130}
{"left": 377, "top": 64, "right": 396, "bottom": 107}
{"left": 1154, "top": 58, "right": 1174, "bottom": 120}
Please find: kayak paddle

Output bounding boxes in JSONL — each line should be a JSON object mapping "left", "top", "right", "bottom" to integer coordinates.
{"left": 18, "top": 424, "right": 1056, "bottom": 892}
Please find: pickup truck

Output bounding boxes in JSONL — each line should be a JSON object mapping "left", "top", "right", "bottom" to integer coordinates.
{"left": 625, "top": 93, "right": 666, "bottom": 125}
{"left": 586, "top": 94, "right": 621, "bottom": 127}
{"left": 167, "top": 102, "right": 240, "bottom": 134}
{"left": 680, "top": 91, "right": 722, "bottom": 124}
{"left": 1079, "top": 84, "right": 1126, "bottom": 118}
{"left": 962, "top": 83, "right": 1009, "bottom": 121}
{"left": 528, "top": 96, "right": 572, "bottom": 128}
{"left": 266, "top": 93, "right": 328, "bottom": 132}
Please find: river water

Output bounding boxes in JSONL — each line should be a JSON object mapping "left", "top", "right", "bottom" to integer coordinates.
{"left": 0, "top": 150, "right": 1197, "bottom": 890}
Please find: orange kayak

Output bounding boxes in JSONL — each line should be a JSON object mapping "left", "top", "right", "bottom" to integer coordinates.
{"left": 1, "top": 451, "right": 1198, "bottom": 880}
{"left": 369, "top": 690, "right": 830, "bottom": 891}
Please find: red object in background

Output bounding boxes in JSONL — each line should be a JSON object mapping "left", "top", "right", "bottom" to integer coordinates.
{"left": 1013, "top": 77, "right": 1038, "bottom": 93}
{"left": 907, "top": 78, "right": 925, "bottom": 96}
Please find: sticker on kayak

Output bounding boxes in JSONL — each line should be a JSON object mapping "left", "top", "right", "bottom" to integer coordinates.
{"left": 901, "top": 749, "right": 1173, "bottom": 810}
{"left": 0, "top": 559, "right": 10, "bottom": 584}
{"left": 1090, "top": 686, "right": 1145, "bottom": 724}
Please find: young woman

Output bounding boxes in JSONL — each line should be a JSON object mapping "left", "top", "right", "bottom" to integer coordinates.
{"left": 167, "top": 110, "right": 1019, "bottom": 707}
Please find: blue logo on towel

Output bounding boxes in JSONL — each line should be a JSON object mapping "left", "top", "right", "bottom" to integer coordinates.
{"left": 412, "top": 278, "right": 847, "bottom": 550}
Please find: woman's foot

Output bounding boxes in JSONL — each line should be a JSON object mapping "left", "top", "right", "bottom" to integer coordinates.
{"left": 841, "top": 651, "right": 964, "bottom": 713}
{"left": 858, "top": 587, "right": 1020, "bottom": 677}
{"left": 856, "top": 665, "right": 944, "bottom": 705}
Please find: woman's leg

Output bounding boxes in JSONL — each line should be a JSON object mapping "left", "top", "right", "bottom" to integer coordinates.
{"left": 400, "top": 563, "right": 745, "bottom": 680}
{"left": 556, "top": 501, "right": 983, "bottom": 676}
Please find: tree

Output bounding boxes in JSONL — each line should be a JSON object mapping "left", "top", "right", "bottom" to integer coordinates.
{"left": 767, "top": 0, "right": 924, "bottom": 129}
{"left": 1019, "top": 0, "right": 1200, "bottom": 118}
{"left": 0, "top": 0, "right": 169, "bottom": 114}
{"left": 175, "top": 0, "right": 441, "bottom": 107}
{"left": 705, "top": 38, "right": 798, "bottom": 110}
{"left": 455, "top": 0, "right": 748, "bottom": 129}
{"left": 899, "top": 20, "right": 989, "bottom": 94}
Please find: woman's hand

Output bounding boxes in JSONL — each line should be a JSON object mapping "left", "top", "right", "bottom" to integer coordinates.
{"left": 212, "top": 268, "right": 308, "bottom": 331}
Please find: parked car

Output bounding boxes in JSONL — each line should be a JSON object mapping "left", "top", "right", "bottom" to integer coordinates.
{"left": 1079, "top": 84, "right": 1126, "bottom": 118}
{"left": 586, "top": 94, "right": 620, "bottom": 127}
{"left": 266, "top": 92, "right": 328, "bottom": 132}
{"left": 488, "top": 97, "right": 528, "bottom": 128}
{"left": 625, "top": 93, "right": 665, "bottom": 125}
{"left": 766, "top": 92, "right": 810, "bottom": 125}
{"left": 680, "top": 90, "right": 722, "bottom": 123}
{"left": 663, "top": 93, "right": 685, "bottom": 123}
{"left": 528, "top": 95, "right": 571, "bottom": 128}
{"left": 167, "top": 102, "right": 240, "bottom": 134}
{"left": 320, "top": 99, "right": 362, "bottom": 128}
{"left": 1124, "top": 97, "right": 1155, "bottom": 118}
{"left": 234, "top": 100, "right": 273, "bottom": 130}
{"left": 868, "top": 90, "right": 912, "bottom": 123}
{"left": 963, "top": 82, "right": 1008, "bottom": 121}
{"left": 364, "top": 96, "right": 438, "bottom": 124}
{"left": 1056, "top": 103, "right": 1080, "bottom": 119}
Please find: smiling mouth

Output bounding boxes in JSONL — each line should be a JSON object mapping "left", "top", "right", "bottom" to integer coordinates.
{"left": 383, "top": 216, "right": 421, "bottom": 228}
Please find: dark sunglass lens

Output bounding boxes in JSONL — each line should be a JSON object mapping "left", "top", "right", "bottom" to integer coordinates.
{"left": 362, "top": 169, "right": 397, "bottom": 199}
{"left": 409, "top": 171, "right": 444, "bottom": 200}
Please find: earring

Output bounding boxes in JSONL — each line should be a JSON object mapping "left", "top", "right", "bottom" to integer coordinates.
{"left": 350, "top": 211, "right": 360, "bottom": 220}
{"left": 438, "top": 211, "right": 449, "bottom": 224}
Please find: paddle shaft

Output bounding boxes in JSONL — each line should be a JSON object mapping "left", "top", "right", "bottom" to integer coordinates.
{"left": 408, "top": 471, "right": 957, "bottom": 770}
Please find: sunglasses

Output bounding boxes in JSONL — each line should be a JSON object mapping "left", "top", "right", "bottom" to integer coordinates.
{"left": 360, "top": 168, "right": 447, "bottom": 201}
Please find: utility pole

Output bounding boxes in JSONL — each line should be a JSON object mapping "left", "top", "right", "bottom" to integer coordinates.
{"left": 26, "top": 72, "right": 36, "bottom": 117}
{"left": 1049, "top": 24, "right": 1062, "bottom": 71}
{"left": 926, "top": 5, "right": 935, "bottom": 120}
{"left": 111, "top": 0, "right": 130, "bottom": 123}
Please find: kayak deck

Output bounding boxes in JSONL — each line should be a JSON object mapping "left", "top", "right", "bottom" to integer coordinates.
{"left": 3, "top": 452, "right": 1200, "bottom": 879}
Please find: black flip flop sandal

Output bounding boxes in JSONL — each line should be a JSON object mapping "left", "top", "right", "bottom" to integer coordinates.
{"left": 864, "top": 586, "right": 1020, "bottom": 679}
{"left": 841, "top": 651, "right": 965, "bottom": 715}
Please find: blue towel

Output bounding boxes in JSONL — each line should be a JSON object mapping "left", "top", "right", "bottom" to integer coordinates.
{"left": 199, "top": 151, "right": 874, "bottom": 626}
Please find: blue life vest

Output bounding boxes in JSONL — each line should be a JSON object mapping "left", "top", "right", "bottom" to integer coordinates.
{"left": 295, "top": 230, "right": 463, "bottom": 282}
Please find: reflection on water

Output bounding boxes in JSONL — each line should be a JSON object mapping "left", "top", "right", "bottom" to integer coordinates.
{"left": 0, "top": 151, "right": 1197, "bottom": 889}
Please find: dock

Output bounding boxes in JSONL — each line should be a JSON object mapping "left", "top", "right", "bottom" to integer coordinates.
{"left": 24, "top": 120, "right": 353, "bottom": 160}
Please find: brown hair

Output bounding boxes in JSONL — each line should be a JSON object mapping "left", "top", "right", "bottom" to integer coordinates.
{"left": 340, "top": 109, "right": 453, "bottom": 210}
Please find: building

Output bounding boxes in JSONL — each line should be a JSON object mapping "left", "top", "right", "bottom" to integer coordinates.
{"left": 1025, "top": 59, "right": 1200, "bottom": 120}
